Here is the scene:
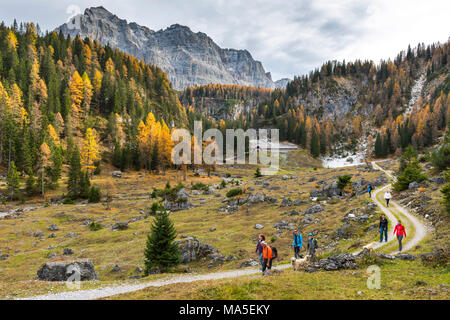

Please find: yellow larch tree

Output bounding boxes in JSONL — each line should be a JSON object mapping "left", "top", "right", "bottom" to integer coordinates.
{"left": 81, "top": 128, "right": 101, "bottom": 178}
{"left": 48, "top": 124, "right": 60, "bottom": 146}
{"left": 69, "top": 71, "right": 84, "bottom": 131}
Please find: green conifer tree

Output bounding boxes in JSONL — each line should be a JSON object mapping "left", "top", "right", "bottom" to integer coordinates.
{"left": 144, "top": 208, "right": 180, "bottom": 274}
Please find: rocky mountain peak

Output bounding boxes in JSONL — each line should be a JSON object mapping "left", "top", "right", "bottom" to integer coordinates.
{"left": 56, "top": 7, "right": 275, "bottom": 90}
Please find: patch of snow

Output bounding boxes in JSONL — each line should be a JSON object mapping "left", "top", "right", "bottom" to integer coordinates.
{"left": 405, "top": 71, "right": 426, "bottom": 115}
{"left": 321, "top": 138, "right": 367, "bottom": 168}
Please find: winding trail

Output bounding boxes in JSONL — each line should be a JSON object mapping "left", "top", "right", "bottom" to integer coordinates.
{"left": 19, "top": 160, "right": 428, "bottom": 300}
{"left": 364, "top": 161, "right": 427, "bottom": 255}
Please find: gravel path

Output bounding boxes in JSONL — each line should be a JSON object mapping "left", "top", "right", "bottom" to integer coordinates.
{"left": 19, "top": 264, "right": 291, "bottom": 300}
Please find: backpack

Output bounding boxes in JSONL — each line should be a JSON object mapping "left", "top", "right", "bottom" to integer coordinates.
{"left": 271, "top": 247, "right": 278, "bottom": 259}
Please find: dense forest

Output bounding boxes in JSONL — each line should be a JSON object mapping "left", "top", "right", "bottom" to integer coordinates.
{"left": 0, "top": 22, "right": 186, "bottom": 200}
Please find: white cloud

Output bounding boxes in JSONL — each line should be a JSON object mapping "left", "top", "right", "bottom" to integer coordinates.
{"left": 1, "top": 0, "right": 448, "bottom": 80}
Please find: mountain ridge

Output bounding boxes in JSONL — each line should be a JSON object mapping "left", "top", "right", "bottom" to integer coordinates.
{"left": 56, "top": 6, "right": 275, "bottom": 90}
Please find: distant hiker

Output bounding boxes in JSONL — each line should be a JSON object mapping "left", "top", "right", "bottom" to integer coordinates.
{"left": 379, "top": 214, "right": 388, "bottom": 242}
{"left": 307, "top": 233, "right": 318, "bottom": 261}
{"left": 368, "top": 184, "right": 373, "bottom": 198}
{"left": 384, "top": 190, "right": 392, "bottom": 207}
{"left": 261, "top": 241, "right": 273, "bottom": 275}
{"left": 393, "top": 220, "right": 406, "bottom": 252}
{"left": 255, "top": 234, "right": 265, "bottom": 270}
{"left": 292, "top": 229, "right": 303, "bottom": 259}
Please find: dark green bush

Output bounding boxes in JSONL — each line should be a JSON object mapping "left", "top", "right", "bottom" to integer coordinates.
{"left": 88, "top": 186, "right": 101, "bottom": 203}
{"left": 337, "top": 175, "right": 352, "bottom": 190}
{"left": 226, "top": 188, "right": 243, "bottom": 198}
{"left": 63, "top": 198, "right": 75, "bottom": 205}
{"left": 89, "top": 221, "right": 102, "bottom": 231}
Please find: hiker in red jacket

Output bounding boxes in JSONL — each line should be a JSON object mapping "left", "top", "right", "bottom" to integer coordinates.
{"left": 393, "top": 220, "right": 407, "bottom": 252}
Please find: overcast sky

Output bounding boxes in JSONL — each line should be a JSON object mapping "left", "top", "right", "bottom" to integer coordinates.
{"left": 1, "top": 0, "right": 449, "bottom": 80}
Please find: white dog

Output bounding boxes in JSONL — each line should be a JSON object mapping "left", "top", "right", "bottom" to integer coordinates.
{"left": 291, "top": 255, "right": 311, "bottom": 271}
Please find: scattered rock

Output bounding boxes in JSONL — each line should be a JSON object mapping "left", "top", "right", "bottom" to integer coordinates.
{"left": 408, "top": 182, "right": 420, "bottom": 190}
{"left": 304, "top": 205, "right": 324, "bottom": 215}
{"left": 111, "top": 265, "right": 121, "bottom": 272}
{"left": 112, "top": 171, "right": 122, "bottom": 178}
{"left": 239, "top": 259, "right": 260, "bottom": 268}
{"left": 210, "top": 227, "right": 216, "bottom": 232}
{"left": 37, "top": 259, "right": 97, "bottom": 281}
{"left": 254, "top": 224, "right": 264, "bottom": 230}
{"left": 396, "top": 254, "right": 416, "bottom": 261}
{"left": 48, "top": 224, "right": 59, "bottom": 231}
{"left": 111, "top": 222, "right": 129, "bottom": 231}
{"left": 175, "top": 237, "right": 217, "bottom": 263}
{"left": 164, "top": 188, "right": 192, "bottom": 211}
{"left": 63, "top": 248, "right": 74, "bottom": 255}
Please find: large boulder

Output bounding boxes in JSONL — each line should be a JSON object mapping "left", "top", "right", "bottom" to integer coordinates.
{"left": 304, "top": 204, "right": 324, "bottom": 215}
{"left": 310, "top": 181, "right": 342, "bottom": 198}
{"left": 164, "top": 188, "right": 192, "bottom": 211}
{"left": 175, "top": 237, "right": 217, "bottom": 263}
{"left": 37, "top": 259, "right": 97, "bottom": 281}
{"left": 316, "top": 253, "right": 357, "bottom": 271}
{"left": 248, "top": 193, "right": 265, "bottom": 204}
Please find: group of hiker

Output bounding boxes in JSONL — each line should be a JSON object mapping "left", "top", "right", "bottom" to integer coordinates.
{"left": 253, "top": 184, "right": 407, "bottom": 275}
{"left": 255, "top": 230, "right": 318, "bottom": 275}
{"left": 371, "top": 185, "right": 405, "bottom": 251}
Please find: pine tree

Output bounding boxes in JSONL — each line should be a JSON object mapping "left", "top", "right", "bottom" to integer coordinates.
{"left": 38, "top": 142, "right": 51, "bottom": 197}
{"left": 67, "top": 146, "right": 82, "bottom": 199}
{"left": 144, "top": 208, "right": 180, "bottom": 274}
{"left": 7, "top": 161, "right": 20, "bottom": 200}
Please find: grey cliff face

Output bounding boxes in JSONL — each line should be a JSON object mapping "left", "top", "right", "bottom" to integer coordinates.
{"left": 56, "top": 6, "right": 274, "bottom": 90}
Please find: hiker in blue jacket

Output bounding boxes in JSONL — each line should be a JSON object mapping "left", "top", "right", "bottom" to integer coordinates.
{"left": 292, "top": 229, "right": 303, "bottom": 259}
{"left": 368, "top": 184, "right": 373, "bottom": 198}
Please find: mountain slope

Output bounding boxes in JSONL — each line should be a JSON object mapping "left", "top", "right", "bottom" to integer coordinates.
{"left": 56, "top": 6, "right": 274, "bottom": 90}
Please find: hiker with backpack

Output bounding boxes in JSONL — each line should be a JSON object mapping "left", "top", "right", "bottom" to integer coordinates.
{"left": 307, "top": 233, "right": 318, "bottom": 260}
{"left": 255, "top": 234, "right": 265, "bottom": 270}
{"left": 368, "top": 184, "right": 373, "bottom": 198}
{"left": 393, "top": 220, "right": 406, "bottom": 252}
{"left": 292, "top": 229, "right": 303, "bottom": 259}
{"left": 261, "top": 241, "right": 273, "bottom": 275}
{"left": 379, "top": 213, "right": 388, "bottom": 242}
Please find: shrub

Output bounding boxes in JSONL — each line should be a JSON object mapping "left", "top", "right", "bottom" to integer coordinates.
{"left": 93, "top": 161, "right": 101, "bottom": 175}
{"left": 393, "top": 160, "right": 427, "bottom": 191}
{"left": 88, "top": 186, "right": 101, "bottom": 203}
{"left": 220, "top": 180, "right": 226, "bottom": 189}
{"left": 254, "top": 167, "right": 262, "bottom": 178}
{"left": 192, "top": 182, "right": 209, "bottom": 191}
{"left": 89, "top": 221, "right": 102, "bottom": 231}
{"left": 431, "top": 144, "right": 450, "bottom": 171}
{"left": 337, "top": 175, "right": 352, "bottom": 190}
{"left": 226, "top": 187, "right": 243, "bottom": 198}
{"left": 63, "top": 198, "right": 75, "bottom": 205}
